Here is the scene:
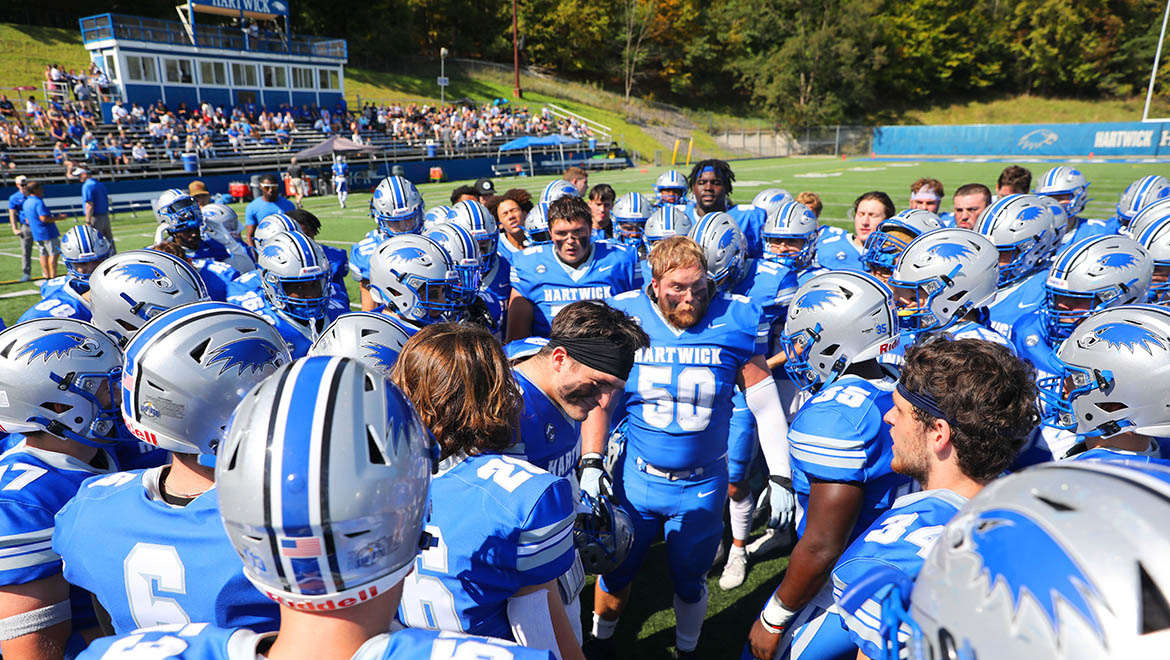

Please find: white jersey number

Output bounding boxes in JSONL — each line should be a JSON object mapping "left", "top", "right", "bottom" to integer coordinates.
{"left": 124, "top": 543, "right": 191, "bottom": 629}
{"left": 399, "top": 525, "right": 462, "bottom": 632}
{"left": 638, "top": 365, "right": 716, "bottom": 432}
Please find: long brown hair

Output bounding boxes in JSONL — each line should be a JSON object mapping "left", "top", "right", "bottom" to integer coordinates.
{"left": 391, "top": 323, "right": 521, "bottom": 459}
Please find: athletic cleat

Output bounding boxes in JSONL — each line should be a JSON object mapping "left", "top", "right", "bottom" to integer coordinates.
{"left": 718, "top": 549, "right": 747, "bottom": 590}
{"left": 746, "top": 526, "right": 795, "bottom": 559}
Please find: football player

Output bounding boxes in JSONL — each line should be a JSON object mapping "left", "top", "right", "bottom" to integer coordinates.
{"left": 153, "top": 189, "right": 235, "bottom": 266}
{"left": 87, "top": 249, "right": 209, "bottom": 348}
{"left": 747, "top": 271, "right": 909, "bottom": 660}
{"left": 951, "top": 183, "right": 991, "bottom": 230}
{"left": 542, "top": 179, "right": 580, "bottom": 205}
{"left": 751, "top": 189, "right": 794, "bottom": 217}
{"left": 495, "top": 188, "right": 535, "bottom": 262}
{"left": 366, "top": 233, "right": 459, "bottom": 333}
{"left": 684, "top": 160, "right": 767, "bottom": 258}
{"left": 653, "top": 170, "right": 688, "bottom": 208}
{"left": 227, "top": 230, "right": 344, "bottom": 358}
{"left": 507, "top": 196, "right": 639, "bottom": 341}
{"left": 18, "top": 225, "right": 110, "bottom": 322}
{"left": 450, "top": 199, "right": 511, "bottom": 303}
{"left": 79, "top": 355, "right": 554, "bottom": 660}
{"left": 1035, "top": 166, "right": 1115, "bottom": 246}
{"left": 831, "top": 338, "right": 1037, "bottom": 660}
{"left": 392, "top": 324, "right": 581, "bottom": 659}
{"left": 586, "top": 235, "right": 790, "bottom": 656}
{"left": 525, "top": 203, "right": 553, "bottom": 247}
{"left": 285, "top": 209, "right": 350, "bottom": 305}
{"left": 761, "top": 200, "right": 827, "bottom": 288}
{"left": 306, "top": 311, "right": 413, "bottom": 375}
{"left": 1039, "top": 305, "right": 1170, "bottom": 466}
{"left": 0, "top": 319, "right": 123, "bottom": 659}
{"left": 611, "top": 192, "right": 654, "bottom": 258}
{"left": 331, "top": 154, "right": 349, "bottom": 208}
{"left": 1115, "top": 174, "right": 1170, "bottom": 232}
{"left": 424, "top": 221, "right": 505, "bottom": 333}
{"left": 1010, "top": 236, "right": 1153, "bottom": 462}
{"left": 860, "top": 209, "right": 942, "bottom": 284}
{"left": 1136, "top": 216, "right": 1170, "bottom": 303}
{"left": 351, "top": 176, "right": 425, "bottom": 311}
{"left": 199, "top": 203, "right": 256, "bottom": 274}
{"left": 908, "top": 178, "right": 950, "bottom": 226}
{"left": 53, "top": 303, "right": 289, "bottom": 637}
{"left": 978, "top": 194, "right": 1062, "bottom": 336}
{"left": 639, "top": 205, "right": 694, "bottom": 284}
{"left": 818, "top": 192, "right": 895, "bottom": 272}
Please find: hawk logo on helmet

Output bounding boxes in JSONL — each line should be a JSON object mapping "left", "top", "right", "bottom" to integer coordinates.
{"left": 115, "top": 264, "right": 174, "bottom": 288}
{"left": 17, "top": 332, "right": 100, "bottom": 363}
{"left": 1016, "top": 206, "right": 1046, "bottom": 222}
{"left": 362, "top": 342, "right": 399, "bottom": 373}
{"left": 925, "top": 243, "right": 974, "bottom": 261}
{"left": 206, "top": 337, "right": 284, "bottom": 376}
{"left": 795, "top": 289, "right": 842, "bottom": 311}
{"left": 1080, "top": 322, "right": 1167, "bottom": 355}
{"left": 969, "top": 508, "right": 1106, "bottom": 643}
{"left": 1096, "top": 253, "right": 1139, "bottom": 270}
{"left": 260, "top": 245, "right": 285, "bottom": 259}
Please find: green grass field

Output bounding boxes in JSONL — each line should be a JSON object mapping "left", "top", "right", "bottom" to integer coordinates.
{"left": 0, "top": 155, "right": 1159, "bottom": 655}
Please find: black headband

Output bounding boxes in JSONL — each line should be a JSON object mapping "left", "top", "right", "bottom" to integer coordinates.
{"left": 547, "top": 336, "right": 636, "bottom": 381}
{"left": 896, "top": 381, "right": 955, "bottom": 426}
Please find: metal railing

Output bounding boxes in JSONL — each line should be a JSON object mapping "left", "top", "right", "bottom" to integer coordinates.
{"left": 544, "top": 103, "right": 611, "bottom": 141}
{"left": 711, "top": 126, "right": 873, "bottom": 157}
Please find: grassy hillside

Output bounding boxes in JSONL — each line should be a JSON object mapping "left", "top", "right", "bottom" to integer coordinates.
{"left": 0, "top": 23, "right": 93, "bottom": 92}
{"left": 904, "top": 93, "right": 1155, "bottom": 125}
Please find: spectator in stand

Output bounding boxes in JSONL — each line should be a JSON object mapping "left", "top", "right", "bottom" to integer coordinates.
{"left": 48, "top": 121, "right": 67, "bottom": 145}
{"left": 199, "top": 133, "right": 216, "bottom": 159}
{"left": 274, "top": 125, "right": 290, "bottom": 149}
{"left": 20, "top": 180, "right": 63, "bottom": 280}
{"left": 76, "top": 167, "right": 114, "bottom": 251}
{"left": 226, "top": 122, "right": 242, "bottom": 153}
{"left": 54, "top": 141, "right": 77, "bottom": 179}
{"left": 243, "top": 173, "right": 296, "bottom": 246}
{"left": 26, "top": 96, "right": 46, "bottom": 131}
{"left": 797, "top": 191, "right": 823, "bottom": 218}
{"left": 73, "top": 78, "right": 92, "bottom": 107}
{"left": 107, "top": 135, "right": 129, "bottom": 171}
{"left": 83, "top": 134, "right": 105, "bottom": 164}
{"left": 110, "top": 99, "right": 129, "bottom": 126}
{"left": 286, "top": 157, "right": 305, "bottom": 208}
{"left": 564, "top": 165, "right": 588, "bottom": 196}
{"left": 996, "top": 165, "right": 1032, "bottom": 198}
{"left": 132, "top": 141, "right": 149, "bottom": 164}
{"left": 313, "top": 114, "right": 331, "bottom": 134}
{"left": 66, "top": 119, "right": 84, "bottom": 146}
{"left": 8, "top": 175, "right": 33, "bottom": 282}
{"left": 0, "top": 94, "right": 15, "bottom": 120}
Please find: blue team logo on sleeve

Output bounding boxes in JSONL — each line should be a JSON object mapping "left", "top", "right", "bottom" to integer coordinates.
{"left": 17, "top": 332, "right": 99, "bottom": 363}
{"left": 970, "top": 508, "right": 1105, "bottom": 642}
{"left": 115, "top": 264, "right": 173, "bottom": 288}
{"left": 1080, "top": 322, "right": 1166, "bottom": 354}
{"left": 795, "top": 289, "right": 842, "bottom": 311}
{"left": 206, "top": 337, "right": 284, "bottom": 375}
{"left": 362, "top": 342, "right": 399, "bottom": 372}
{"left": 925, "top": 243, "right": 974, "bottom": 261}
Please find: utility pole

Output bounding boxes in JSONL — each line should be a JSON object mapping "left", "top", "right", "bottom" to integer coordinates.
{"left": 512, "top": 0, "right": 522, "bottom": 99}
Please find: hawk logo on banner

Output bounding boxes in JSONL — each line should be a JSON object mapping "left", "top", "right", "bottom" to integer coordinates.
{"left": 1017, "top": 129, "right": 1059, "bottom": 151}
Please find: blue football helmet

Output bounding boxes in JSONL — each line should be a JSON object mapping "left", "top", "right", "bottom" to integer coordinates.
{"left": 368, "top": 234, "right": 458, "bottom": 326}
{"left": 653, "top": 170, "right": 688, "bottom": 205}
{"left": 424, "top": 222, "right": 482, "bottom": 307}
{"left": 1117, "top": 175, "right": 1170, "bottom": 228}
{"left": 154, "top": 188, "right": 202, "bottom": 235}
{"left": 780, "top": 271, "right": 898, "bottom": 392}
{"left": 0, "top": 318, "right": 124, "bottom": 447}
{"left": 976, "top": 194, "right": 1059, "bottom": 287}
{"left": 60, "top": 225, "right": 113, "bottom": 283}
{"left": 690, "top": 211, "right": 747, "bottom": 292}
{"left": 541, "top": 179, "right": 580, "bottom": 204}
{"left": 449, "top": 200, "right": 499, "bottom": 272}
{"left": 370, "top": 176, "right": 424, "bottom": 237}
{"left": 866, "top": 460, "right": 1170, "bottom": 660}
{"left": 1041, "top": 235, "right": 1153, "bottom": 345}
{"left": 762, "top": 200, "right": 819, "bottom": 270}
{"left": 257, "top": 231, "right": 332, "bottom": 322}
{"left": 643, "top": 204, "right": 694, "bottom": 247}
{"left": 575, "top": 490, "right": 635, "bottom": 575}
{"left": 253, "top": 213, "right": 301, "bottom": 249}
{"left": 524, "top": 203, "right": 552, "bottom": 246}
{"left": 89, "top": 249, "right": 210, "bottom": 347}
{"left": 1036, "top": 166, "right": 1091, "bottom": 217}
{"left": 862, "top": 209, "right": 943, "bottom": 276}
{"left": 1136, "top": 216, "right": 1170, "bottom": 303}
{"left": 307, "top": 312, "right": 414, "bottom": 376}
{"left": 612, "top": 192, "right": 653, "bottom": 247}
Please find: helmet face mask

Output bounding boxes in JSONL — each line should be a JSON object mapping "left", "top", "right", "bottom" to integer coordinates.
{"left": 61, "top": 225, "right": 113, "bottom": 284}
{"left": 862, "top": 210, "right": 942, "bottom": 275}
{"left": 976, "top": 194, "right": 1058, "bottom": 287}
{"left": 369, "top": 235, "right": 459, "bottom": 326}
{"left": 1040, "top": 236, "right": 1153, "bottom": 346}
{"left": 449, "top": 200, "right": 499, "bottom": 273}
{"left": 762, "top": 201, "right": 819, "bottom": 270}
{"left": 371, "top": 176, "right": 425, "bottom": 237}
{"left": 424, "top": 222, "right": 483, "bottom": 308}
{"left": 575, "top": 490, "right": 635, "bottom": 575}
{"left": 524, "top": 203, "right": 552, "bottom": 246}
{"left": 653, "top": 170, "right": 687, "bottom": 206}
{"left": 258, "top": 232, "right": 331, "bottom": 323}
{"left": 612, "top": 192, "right": 653, "bottom": 248}
{"left": 156, "top": 189, "right": 203, "bottom": 235}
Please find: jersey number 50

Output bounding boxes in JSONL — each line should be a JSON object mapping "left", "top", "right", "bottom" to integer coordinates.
{"left": 638, "top": 366, "right": 716, "bottom": 432}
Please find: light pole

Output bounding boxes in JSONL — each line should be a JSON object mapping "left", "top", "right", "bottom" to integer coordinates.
{"left": 512, "top": 0, "right": 522, "bottom": 99}
{"left": 440, "top": 47, "right": 448, "bottom": 107}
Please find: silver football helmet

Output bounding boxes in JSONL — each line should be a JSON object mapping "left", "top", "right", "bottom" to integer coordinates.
{"left": 762, "top": 200, "right": 820, "bottom": 271}
{"left": 780, "top": 271, "right": 898, "bottom": 392}
{"left": 423, "top": 222, "right": 482, "bottom": 307}
{"left": 423, "top": 205, "right": 454, "bottom": 229}
{"left": 1038, "top": 304, "right": 1170, "bottom": 438}
{"left": 202, "top": 203, "right": 239, "bottom": 236}
{"left": 1039, "top": 194, "right": 1071, "bottom": 244}
{"left": 154, "top": 188, "right": 203, "bottom": 234}
{"left": 525, "top": 202, "right": 552, "bottom": 246}
{"left": 216, "top": 356, "right": 434, "bottom": 609}
{"left": 1041, "top": 236, "right": 1153, "bottom": 345}
{"left": 370, "top": 176, "right": 425, "bottom": 237}
{"left": 653, "top": 170, "right": 688, "bottom": 205}
{"left": 307, "top": 312, "right": 414, "bottom": 376}
{"left": 862, "top": 209, "right": 943, "bottom": 276}
{"left": 60, "top": 225, "right": 113, "bottom": 283}
{"left": 253, "top": 213, "right": 300, "bottom": 249}
{"left": 903, "top": 460, "right": 1170, "bottom": 660}
{"left": 368, "top": 234, "right": 458, "bottom": 326}
{"left": 448, "top": 199, "right": 499, "bottom": 270}
{"left": 1136, "top": 216, "right": 1170, "bottom": 303}
{"left": 975, "top": 194, "right": 1059, "bottom": 286}
{"left": 690, "top": 211, "right": 747, "bottom": 292}
{"left": 1116, "top": 175, "right": 1170, "bottom": 228}
{"left": 541, "top": 179, "right": 580, "bottom": 204}
{"left": 890, "top": 229, "right": 999, "bottom": 339}
{"left": 1127, "top": 197, "right": 1170, "bottom": 242}
{"left": 1036, "top": 166, "right": 1091, "bottom": 217}
{"left": 89, "top": 249, "right": 209, "bottom": 347}
{"left": 612, "top": 192, "right": 653, "bottom": 247}
{"left": 0, "top": 319, "right": 123, "bottom": 447}
{"left": 121, "top": 301, "right": 291, "bottom": 454}
{"left": 751, "top": 188, "right": 794, "bottom": 216}
{"left": 643, "top": 204, "right": 694, "bottom": 247}
{"left": 257, "top": 231, "right": 331, "bottom": 323}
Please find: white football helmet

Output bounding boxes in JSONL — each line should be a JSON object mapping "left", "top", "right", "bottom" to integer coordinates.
{"left": 307, "top": 312, "right": 414, "bottom": 376}
{"left": 890, "top": 228, "right": 999, "bottom": 339}
{"left": 370, "top": 176, "right": 424, "bottom": 237}
{"left": 368, "top": 234, "right": 458, "bottom": 326}
{"left": 976, "top": 194, "right": 1059, "bottom": 286}
{"left": 751, "top": 188, "right": 794, "bottom": 216}
{"left": 423, "top": 222, "right": 482, "bottom": 307}
{"left": 1127, "top": 197, "right": 1170, "bottom": 242}
{"left": 216, "top": 356, "right": 434, "bottom": 609}
{"left": 154, "top": 188, "right": 203, "bottom": 234}
{"left": 89, "top": 250, "right": 210, "bottom": 347}
{"left": 60, "top": 225, "right": 113, "bottom": 283}
{"left": 1136, "top": 216, "right": 1170, "bottom": 303}
{"left": 612, "top": 192, "right": 653, "bottom": 247}
{"left": 448, "top": 199, "right": 499, "bottom": 271}
{"left": 202, "top": 203, "right": 239, "bottom": 236}
{"left": 423, "top": 205, "right": 454, "bottom": 229}
{"left": 862, "top": 209, "right": 943, "bottom": 275}
{"left": 1036, "top": 166, "right": 1091, "bottom": 217}
{"left": 690, "top": 211, "right": 747, "bottom": 292}
{"left": 524, "top": 203, "right": 552, "bottom": 245}
{"left": 253, "top": 213, "right": 301, "bottom": 249}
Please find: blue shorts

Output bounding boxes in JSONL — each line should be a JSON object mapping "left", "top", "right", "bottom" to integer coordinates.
{"left": 741, "top": 601, "right": 856, "bottom": 660}
{"left": 728, "top": 389, "right": 757, "bottom": 484}
{"left": 598, "top": 449, "right": 728, "bottom": 603}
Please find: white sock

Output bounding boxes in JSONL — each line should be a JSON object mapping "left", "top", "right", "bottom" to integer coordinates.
{"left": 592, "top": 612, "right": 618, "bottom": 640}
{"left": 673, "top": 585, "right": 708, "bottom": 652}
{"left": 729, "top": 544, "right": 747, "bottom": 558}
{"left": 729, "top": 494, "right": 755, "bottom": 542}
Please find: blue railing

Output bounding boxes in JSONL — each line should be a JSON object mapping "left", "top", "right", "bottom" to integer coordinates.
{"left": 79, "top": 14, "right": 347, "bottom": 60}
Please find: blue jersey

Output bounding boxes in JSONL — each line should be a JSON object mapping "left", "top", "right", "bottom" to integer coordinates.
{"left": 1069, "top": 444, "right": 1170, "bottom": 467}
{"left": 938, "top": 211, "right": 956, "bottom": 228}
{"left": 193, "top": 259, "right": 241, "bottom": 303}
{"left": 483, "top": 255, "right": 512, "bottom": 303}
{"left": 0, "top": 440, "right": 118, "bottom": 634}
{"left": 510, "top": 369, "right": 580, "bottom": 481}
{"left": 332, "top": 161, "right": 349, "bottom": 178}
{"left": 355, "top": 629, "right": 556, "bottom": 660}
{"left": 788, "top": 374, "right": 912, "bottom": 539}
{"left": 816, "top": 229, "right": 866, "bottom": 272}
{"left": 498, "top": 235, "right": 524, "bottom": 265}
{"left": 831, "top": 489, "right": 967, "bottom": 659}
{"left": 504, "top": 337, "right": 548, "bottom": 361}
{"left": 53, "top": 467, "right": 279, "bottom": 634}
{"left": 227, "top": 288, "right": 346, "bottom": 358}
{"left": 509, "top": 242, "right": 639, "bottom": 338}
{"left": 988, "top": 269, "right": 1047, "bottom": 337}
{"left": 18, "top": 278, "right": 91, "bottom": 322}
{"left": 187, "top": 239, "right": 232, "bottom": 264}
{"left": 321, "top": 243, "right": 351, "bottom": 294}
{"left": 732, "top": 259, "right": 798, "bottom": 330}
{"left": 881, "top": 320, "right": 1013, "bottom": 367}
{"left": 398, "top": 453, "right": 575, "bottom": 640}
{"left": 608, "top": 289, "right": 763, "bottom": 470}
{"left": 348, "top": 233, "right": 385, "bottom": 282}
{"left": 1056, "top": 217, "right": 1114, "bottom": 254}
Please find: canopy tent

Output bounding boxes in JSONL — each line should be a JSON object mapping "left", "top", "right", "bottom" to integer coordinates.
{"left": 293, "top": 135, "right": 381, "bottom": 160}
{"left": 497, "top": 135, "right": 582, "bottom": 173}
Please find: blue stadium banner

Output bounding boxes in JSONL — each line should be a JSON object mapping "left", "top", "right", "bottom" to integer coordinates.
{"left": 189, "top": 0, "right": 289, "bottom": 19}
{"left": 873, "top": 121, "right": 1170, "bottom": 157}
